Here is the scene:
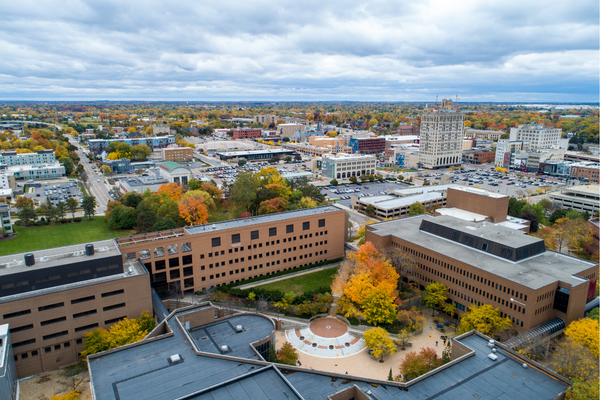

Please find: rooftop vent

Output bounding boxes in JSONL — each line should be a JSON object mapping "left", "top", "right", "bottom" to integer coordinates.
{"left": 169, "top": 354, "right": 182, "bottom": 364}
{"left": 85, "top": 244, "right": 94, "bottom": 256}
{"left": 522, "top": 363, "right": 528, "bottom": 369}
{"left": 220, "top": 345, "right": 229, "bottom": 353}
{"left": 488, "top": 353, "right": 498, "bottom": 361}
{"left": 24, "top": 253, "right": 35, "bottom": 267}
{"left": 235, "top": 325, "right": 243, "bottom": 333}
{"left": 487, "top": 340, "right": 495, "bottom": 348}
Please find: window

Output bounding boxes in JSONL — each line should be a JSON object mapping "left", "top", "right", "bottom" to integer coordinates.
{"left": 105, "top": 316, "right": 126, "bottom": 325}
{"left": 104, "top": 303, "right": 126, "bottom": 311}
{"left": 211, "top": 237, "right": 221, "bottom": 247}
{"left": 168, "top": 244, "right": 178, "bottom": 255}
{"left": 43, "top": 331, "right": 68, "bottom": 341}
{"left": 13, "top": 338, "right": 36, "bottom": 348}
{"left": 251, "top": 230, "right": 259, "bottom": 240}
{"left": 170, "top": 269, "right": 181, "bottom": 279}
{"left": 169, "top": 258, "right": 180, "bottom": 268}
{"left": 73, "top": 309, "right": 97, "bottom": 318}
{"left": 182, "top": 255, "right": 193, "bottom": 265}
{"left": 182, "top": 242, "right": 192, "bottom": 252}
{"left": 76, "top": 339, "right": 83, "bottom": 345}
{"left": 71, "top": 296, "right": 95, "bottom": 305}
{"left": 75, "top": 323, "right": 99, "bottom": 333}
{"left": 269, "top": 227, "right": 277, "bottom": 237}
{"left": 303, "top": 222, "right": 310, "bottom": 230}
{"left": 154, "top": 260, "right": 166, "bottom": 271}
{"left": 232, "top": 233, "right": 241, "bottom": 243}
{"left": 64, "top": 342, "right": 71, "bottom": 348}
{"left": 10, "top": 324, "right": 33, "bottom": 334}
{"left": 38, "top": 302, "right": 64, "bottom": 312}
{"left": 318, "top": 219, "right": 325, "bottom": 227}
{"left": 183, "top": 266, "right": 193, "bottom": 277}
{"left": 3, "top": 309, "right": 31, "bottom": 319}
{"left": 102, "top": 289, "right": 124, "bottom": 298}
{"left": 41, "top": 316, "right": 67, "bottom": 326}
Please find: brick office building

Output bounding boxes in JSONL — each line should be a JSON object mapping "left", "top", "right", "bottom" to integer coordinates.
{"left": 161, "top": 147, "right": 194, "bottom": 162}
{"left": 366, "top": 215, "right": 597, "bottom": 333}
{"left": 0, "top": 240, "right": 152, "bottom": 378}
{"left": 232, "top": 128, "right": 262, "bottom": 140}
{"left": 444, "top": 186, "right": 509, "bottom": 223}
{"left": 115, "top": 207, "right": 347, "bottom": 295}
{"left": 462, "top": 149, "right": 496, "bottom": 164}
{"left": 350, "top": 137, "right": 386, "bottom": 154}
{"left": 570, "top": 162, "right": 599, "bottom": 184}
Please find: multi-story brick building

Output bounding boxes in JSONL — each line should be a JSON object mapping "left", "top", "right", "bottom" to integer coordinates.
{"left": 232, "top": 128, "right": 262, "bottom": 140}
{"left": 419, "top": 99, "right": 464, "bottom": 169}
{"left": 161, "top": 147, "right": 194, "bottom": 162}
{"left": 462, "top": 149, "right": 496, "bottom": 164}
{"left": 396, "top": 123, "right": 420, "bottom": 136}
{"left": 115, "top": 207, "right": 346, "bottom": 295}
{"left": 366, "top": 214, "right": 598, "bottom": 332}
{"left": 0, "top": 240, "right": 152, "bottom": 377}
{"left": 570, "top": 162, "right": 599, "bottom": 184}
{"left": 584, "top": 218, "right": 599, "bottom": 258}
{"left": 349, "top": 137, "right": 385, "bottom": 154}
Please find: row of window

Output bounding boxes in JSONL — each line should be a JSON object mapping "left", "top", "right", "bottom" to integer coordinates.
{"left": 3, "top": 290, "right": 125, "bottom": 320}
{"left": 212, "top": 223, "right": 325, "bottom": 248}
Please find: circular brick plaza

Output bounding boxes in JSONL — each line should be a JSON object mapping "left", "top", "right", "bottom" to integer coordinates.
{"left": 309, "top": 318, "right": 348, "bottom": 338}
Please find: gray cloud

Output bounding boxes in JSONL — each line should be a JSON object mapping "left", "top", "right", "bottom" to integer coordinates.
{"left": 0, "top": 0, "right": 597, "bottom": 101}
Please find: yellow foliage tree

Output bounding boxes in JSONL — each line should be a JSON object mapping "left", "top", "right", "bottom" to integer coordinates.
{"left": 363, "top": 327, "right": 397, "bottom": 360}
{"left": 106, "top": 152, "right": 122, "bottom": 160}
{"left": 178, "top": 196, "right": 209, "bottom": 225}
{"left": 50, "top": 391, "right": 81, "bottom": 400}
{"left": 297, "top": 196, "right": 318, "bottom": 209}
{"left": 565, "top": 318, "right": 599, "bottom": 358}
{"left": 458, "top": 304, "right": 512, "bottom": 337}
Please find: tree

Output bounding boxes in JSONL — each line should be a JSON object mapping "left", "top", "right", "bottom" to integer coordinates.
{"left": 360, "top": 174, "right": 368, "bottom": 182}
{"left": 81, "top": 195, "right": 97, "bottom": 220}
{"left": 551, "top": 337, "right": 598, "bottom": 384}
{"left": 508, "top": 197, "right": 526, "bottom": 218}
{"left": 258, "top": 197, "right": 288, "bottom": 215}
{"left": 458, "top": 304, "right": 512, "bottom": 338}
{"left": 178, "top": 196, "right": 209, "bottom": 225}
{"left": 564, "top": 318, "right": 599, "bottom": 358}
{"left": 100, "top": 165, "right": 111, "bottom": 175}
{"left": 382, "top": 247, "right": 416, "bottom": 290}
{"left": 396, "top": 329, "right": 413, "bottom": 350}
{"left": 552, "top": 217, "right": 593, "bottom": 253}
{"left": 330, "top": 179, "right": 338, "bottom": 186}
{"left": 549, "top": 209, "right": 567, "bottom": 225}
{"left": 408, "top": 201, "right": 425, "bottom": 216}
{"left": 277, "top": 342, "right": 299, "bottom": 366}
{"left": 520, "top": 210, "right": 539, "bottom": 233}
{"left": 388, "top": 368, "right": 394, "bottom": 381}
{"left": 362, "top": 287, "right": 397, "bottom": 326}
{"left": 538, "top": 198, "right": 553, "bottom": 213}
{"left": 130, "top": 144, "right": 151, "bottom": 161}
{"left": 15, "top": 195, "right": 33, "bottom": 210}
{"left": 349, "top": 175, "right": 358, "bottom": 184}
{"left": 238, "top": 159, "right": 247, "bottom": 166}
{"left": 158, "top": 182, "right": 184, "bottom": 202}
{"left": 46, "top": 204, "right": 58, "bottom": 223}
{"left": 56, "top": 201, "right": 67, "bottom": 220}
{"left": 59, "top": 156, "right": 75, "bottom": 175}
{"left": 565, "top": 379, "right": 599, "bottom": 400}
{"left": 66, "top": 197, "right": 78, "bottom": 218}
{"left": 297, "top": 196, "right": 318, "bottom": 209}
{"left": 107, "top": 204, "right": 137, "bottom": 229}
{"left": 229, "top": 171, "right": 260, "bottom": 212}
{"left": 365, "top": 204, "right": 375, "bottom": 216}
{"left": 399, "top": 347, "right": 441, "bottom": 381}
{"left": 19, "top": 205, "right": 36, "bottom": 226}
{"left": 363, "top": 327, "right": 397, "bottom": 361}
{"left": 422, "top": 282, "right": 449, "bottom": 315}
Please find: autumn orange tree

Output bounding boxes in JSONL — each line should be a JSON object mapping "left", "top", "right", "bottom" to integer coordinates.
{"left": 333, "top": 242, "right": 399, "bottom": 325}
{"left": 158, "top": 182, "right": 184, "bottom": 202}
{"left": 399, "top": 347, "right": 442, "bottom": 381}
{"left": 178, "top": 196, "right": 209, "bottom": 225}
{"left": 258, "top": 197, "right": 288, "bottom": 215}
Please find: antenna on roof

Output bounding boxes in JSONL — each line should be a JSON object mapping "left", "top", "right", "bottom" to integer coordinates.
{"left": 455, "top": 95, "right": 459, "bottom": 111}
{"left": 435, "top": 95, "right": 439, "bottom": 110}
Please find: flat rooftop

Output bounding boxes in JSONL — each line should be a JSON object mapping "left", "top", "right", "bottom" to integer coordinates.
{"left": 0, "top": 240, "right": 120, "bottom": 277}
{"left": 368, "top": 215, "right": 596, "bottom": 289}
{"left": 391, "top": 183, "right": 459, "bottom": 197}
{"left": 185, "top": 206, "right": 340, "bottom": 236}
{"left": 357, "top": 191, "right": 445, "bottom": 209}
{"left": 216, "top": 149, "right": 294, "bottom": 156}
{"left": 88, "top": 304, "right": 570, "bottom": 400}
{"left": 449, "top": 185, "right": 507, "bottom": 199}
{"left": 437, "top": 207, "right": 488, "bottom": 222}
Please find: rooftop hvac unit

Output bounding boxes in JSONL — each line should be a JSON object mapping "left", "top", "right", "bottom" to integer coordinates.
{"left": 488, "top": 353, "right": 498, "bottom": 361}
{"left": 85, "top": 244, "right": 95, "bottom": 256}
{"left": 24, "top": 253, "right": 35, "bottom": 267}
{"left": 169, "top": 354, "right": 181, "bottom": 363}
{"left": 487, "top": 340, "right": 495, "bottom": 348}
{"left": 235, "top": 325, "right": 243, "bottom": 333}
{"left": 220, "top": 345, "right": 229, "bottom": 353}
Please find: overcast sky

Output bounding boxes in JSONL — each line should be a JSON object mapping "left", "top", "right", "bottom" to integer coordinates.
{"left": 1, "top": 0, "right": 598, "bottom": 102}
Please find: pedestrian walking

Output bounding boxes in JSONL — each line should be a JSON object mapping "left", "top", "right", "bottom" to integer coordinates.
{"left": 436, "top": 341, "right": 438, "bottom": 346}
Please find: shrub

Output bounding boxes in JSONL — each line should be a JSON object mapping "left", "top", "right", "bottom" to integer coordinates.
{"left": 61, "top": 219, "right": 69, "bottom": 224}
{"left": 73, "top": 217, "right": 82, "bottom": 222}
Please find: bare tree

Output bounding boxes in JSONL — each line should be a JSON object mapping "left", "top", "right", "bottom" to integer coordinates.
{"left": 382, "top": 247, "right": 417, "bottom": 290}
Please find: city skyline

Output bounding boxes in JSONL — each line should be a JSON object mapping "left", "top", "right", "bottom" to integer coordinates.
{"left": 0, "top": 0, "right": 598, "bottom": 102}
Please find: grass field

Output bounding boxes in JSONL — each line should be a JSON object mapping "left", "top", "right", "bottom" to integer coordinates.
{"left": 255, "top": 267, "right": 338, "bottom": 295}
{"left": 1, "top": 217, "right": 134, "bottom": 256}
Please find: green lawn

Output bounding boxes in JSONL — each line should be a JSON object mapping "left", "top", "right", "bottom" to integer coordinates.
{"left": 1, "top": 217, "right": 133, "bottom": 256}
{"left": 255, "top": 267, "right": 338, "bottom": 295}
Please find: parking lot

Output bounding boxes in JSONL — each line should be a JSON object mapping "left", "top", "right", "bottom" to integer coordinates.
{"left": 319, "top": 181, "right": 411, "bottom": 207}
{"left": 25, "top": 181, "right": 83, "bottom": 206}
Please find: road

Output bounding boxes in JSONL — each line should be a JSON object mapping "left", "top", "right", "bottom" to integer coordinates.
{"left": 70, "top": 140, "right": 111, "bottom": 214}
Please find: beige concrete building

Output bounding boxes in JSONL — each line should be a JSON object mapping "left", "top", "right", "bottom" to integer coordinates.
{"left": 464, "top": 129, "right": 505, "bottom": 141}
{"left": 419, "top": 99, "right": 465, "bottom": 169}
{"left": 510, "top": 123, "right": 562, "bottom": 149}
{"left": 254, "top": 115, "right": 279, "bottom": 125}
{"left": 277, "top": 123, "right": 305, "bottom": 138}
{"left": 152, "top": 125, "right": 171, "bottom": 135}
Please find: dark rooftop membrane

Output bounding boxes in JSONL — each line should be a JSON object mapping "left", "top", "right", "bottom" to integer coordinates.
{"left": 88, "top": 304, "right": 570, "bottom": 400}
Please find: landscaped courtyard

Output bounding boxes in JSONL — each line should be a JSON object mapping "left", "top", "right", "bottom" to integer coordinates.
{"left": 254, "top": 267, "right": 338, "bottom": 295}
